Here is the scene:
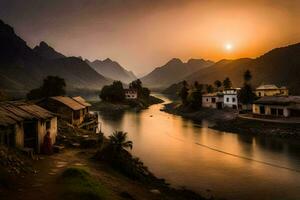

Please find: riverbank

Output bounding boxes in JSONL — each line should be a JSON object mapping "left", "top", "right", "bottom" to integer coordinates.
{"left": 90, "top": 95, "right": 164, "bottom": 113}
{"left": 162, "top": 102, "right": 300, "bottom": 139}
{"left": 0, "top": 118, "right": 210, "bottom": 200}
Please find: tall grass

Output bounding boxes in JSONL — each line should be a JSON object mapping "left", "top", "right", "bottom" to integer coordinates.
{"left": 59, "top": 167, "right": 108, "bottom": 200}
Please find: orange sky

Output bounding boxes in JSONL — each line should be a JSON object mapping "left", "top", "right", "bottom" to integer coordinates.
{"left": 0, "top": 0, "right": 299, "bottom": 76}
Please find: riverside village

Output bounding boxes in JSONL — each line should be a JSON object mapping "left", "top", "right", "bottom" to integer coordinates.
{"left": 0, "top": 2, "right": 300, "bottom": 200}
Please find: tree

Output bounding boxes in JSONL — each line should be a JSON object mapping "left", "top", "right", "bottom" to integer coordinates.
{"left": 178, "top": 80, "right": 189, "bottom": 105}
{"left": 214, "top": 80, "right": 222, "bottom": 91}
{"left": 108, "top": 131, "right": 133, "bottom": 152}
{"left": 223, "top": 77, "right": 232, "bottom": 89}
{"left": 206, "top": 84, "right": 214, "bottom": 93}
{"left": 129, "top": 79, "right": 143, "bottom": 97}
{"left": 27, "top": 76, "right": 66, "bottom": 100}
{"left": 244, "top": 70, "right": 252, "bottom": 83}
{"left": 239, "top": 70, "right": 256, "bottom": 105}
{"left": 100, "top": 81, "right": 125, "bottom": 102}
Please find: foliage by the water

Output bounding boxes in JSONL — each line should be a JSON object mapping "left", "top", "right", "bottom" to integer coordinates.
{"left": 94, "top": 131, "right": 157, "bottom": 182}
{"left": 100, "top": 81, "right": 125, "bottom": 102}
{"left": 59, "top": 167, "right": 108, "bottom": 200}
{"left": 27, "top": 76, "right": 66, "bottom": 100}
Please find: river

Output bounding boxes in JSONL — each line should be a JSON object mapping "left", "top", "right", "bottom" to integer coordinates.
{"left": 94, "top": 94, "right": 300, "bottom": 200}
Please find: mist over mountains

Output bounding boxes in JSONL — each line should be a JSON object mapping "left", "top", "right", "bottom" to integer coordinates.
{"left": 141, "top": 58, "right": 214, "bottom": 88}
{"left": 0, "top": 19, "right": 299, "bottom": 96}
{"left": 85, "top": 58, "right": 136, "bottom": 84}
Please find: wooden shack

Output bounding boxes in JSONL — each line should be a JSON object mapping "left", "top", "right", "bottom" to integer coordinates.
{"left": 38, "top": 96, "right": 86, "bottom": 126}
{"left": 72, "top": 96, "right": 91, "bottom": 115}
{"left": 0, "top": 102, "right": 57, "bottom": 153}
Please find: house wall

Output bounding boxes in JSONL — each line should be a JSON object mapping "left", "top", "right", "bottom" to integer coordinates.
{"left": 15, "top": 123, "right": 24, "bottom": 148}
{"left": 255, "top": 89, "right": 289, "bottom": 97}
{"left": 72, "top": 109, "right": 84, "bottom": 126}
{"left": 253, "top": 104, "right": 290, "bottom": 117}
{"left": 125, "top": 92, "right": 138, "bottom": 99}
{"left": 37, "top": 117, "right": 58, "bottom": 153}
{"left": 202, "top": 96, "right": 223, "bottom": 109}
{"left": 224, "top": 94, "right": 238, "bottom": 108}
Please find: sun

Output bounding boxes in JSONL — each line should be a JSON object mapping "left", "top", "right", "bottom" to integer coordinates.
{"left": 224, "top": 43, "right": 233, "bottom": 51}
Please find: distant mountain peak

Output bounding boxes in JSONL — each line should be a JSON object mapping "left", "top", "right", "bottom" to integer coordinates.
{"left": 167, "top": 58, "right": 183, "bottom": 65}
{"left": 33, "top": 41, "right": 65, "bottom": 60}
{"left": 85, "top": 58, "right": 136, "bottom": 83}
{"left": 103, "top": 58, "right": 113, "bottom": 63}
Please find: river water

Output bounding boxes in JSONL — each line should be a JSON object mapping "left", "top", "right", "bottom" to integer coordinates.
{"left": 94, "top": 94, "right": 300, "bottom": 200}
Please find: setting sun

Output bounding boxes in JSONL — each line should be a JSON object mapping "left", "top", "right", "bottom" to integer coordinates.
{"left": 225, "top": 43, "right": 233, "bottom": 51}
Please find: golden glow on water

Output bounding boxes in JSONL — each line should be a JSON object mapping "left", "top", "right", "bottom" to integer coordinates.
{"left": 97, "top": 95, "right": 300, "bottom": 200}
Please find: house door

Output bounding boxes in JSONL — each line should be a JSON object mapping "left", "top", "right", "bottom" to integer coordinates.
{"left": 23, "top": 121, "right": 38, "bottom": 151}
{"left": 259, "top": 106, "right": 265, "bottom": 115}
{"left": 216, "top": 102, "right": 223, "bottom": 109}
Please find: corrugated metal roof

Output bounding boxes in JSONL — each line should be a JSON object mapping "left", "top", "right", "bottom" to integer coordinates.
{"left": 72, "top": 96, "right": 91, "bottom": 107}
{"left": 17, "top": 103, "right": 55, "bottom": 119}
{"left": 0, "top": 109, "right": 20, "bottom": 126}
{"left": 51, "top": 96, "right": 85, "bottom": 111}
{"left": 0, "top": 102, "right": 55, "bottom": 126}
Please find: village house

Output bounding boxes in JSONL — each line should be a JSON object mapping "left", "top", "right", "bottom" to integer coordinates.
{"left": 252, "top": 96, "right": 300, "bottom": 118}
{"left": 72, "top": 96, "right": 91, "bottom": 115}
{"left": 223, "top": 88, "right": 241, "bottom": 109}
{"left": 202, "top": 92, "right": 224, "bottom": 109}
{"left": 255, "top": 84, "right": 289, "bottom": 97}
{"left": 38, "top": 96, "right": 87, "bottom": 126}
{"left": 0, "top": 102, "right": 57, "bottom": 153}
{"left": 124, "top": 89, "right": 138, "bottom": 99}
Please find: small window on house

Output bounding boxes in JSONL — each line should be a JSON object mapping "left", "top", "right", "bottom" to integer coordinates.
{"left": 278, "top": 109, "right": 284, "bottom": 116}
{"left": 226, "top": 98, "right": 229, "bottom": 102}
{"left": 232, "top": 98, "right": 236, "bottom": 102}
{"left": 46, "top": 120, "right": 51, "bottom": 129}
{"left": 212, "top": 98, "right": 216, "bottom": 103}
{"left": 206, "top": 98, "right": 209, "bottom": 102}
{"left": 258, "top": 92, "right": 261, "bottom": 97}
{"left": 271, "top": 108, "right": 277, "bottom": 115}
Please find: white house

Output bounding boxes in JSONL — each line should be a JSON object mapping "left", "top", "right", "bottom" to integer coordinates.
{"left": 124, "top": 89, "right": 138, "bottom": 99}
{"left": 202, "top": 92, "right": 224, "bottom": 109}
{"left": 223, "top": 88, "right": 240, "bottom": 109}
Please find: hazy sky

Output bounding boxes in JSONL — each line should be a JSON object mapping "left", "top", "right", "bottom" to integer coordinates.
{"left": 0, "top": 0, "right": 299, "bottom": 76}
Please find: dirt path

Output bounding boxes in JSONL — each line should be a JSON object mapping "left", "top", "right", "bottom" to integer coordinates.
{"left": 1, "top": 149, "right": 163, "bottom": 200}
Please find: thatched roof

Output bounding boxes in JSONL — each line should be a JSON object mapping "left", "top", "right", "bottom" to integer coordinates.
{"left": 72, "top": 96, "right": 91, "bottom": 107}
{"left": 50, "top": 96, "right": 85, "bottom": 111}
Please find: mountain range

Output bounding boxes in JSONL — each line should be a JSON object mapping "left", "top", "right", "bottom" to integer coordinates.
{"left": 85, "top": 58, "right": 136, "bottom": 83}
{"left": 183, "top": 43, "right": 300, "bottom": 94}
{"left": 141, "top": 58, "right": 214, "bottom": 88}
{"left": 1, "top": 19, "right": 299, "bottom": 96}
{"left": 0, "top": 20, "right": 136, "bottom": 97}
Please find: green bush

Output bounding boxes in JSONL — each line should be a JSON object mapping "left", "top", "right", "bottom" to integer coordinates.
{"left": 59, "top": 167, "right": 108, "bottom": 200}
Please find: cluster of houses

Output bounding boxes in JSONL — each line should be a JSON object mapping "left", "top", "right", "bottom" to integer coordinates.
{"left": 0, "top": 96, "right": 96, "bottom": 154}
{"left": 124, "top": 89, "right": 138, "bottom": 99}
{"left": 202, "top": 84, "right": 300, "bottom": 118}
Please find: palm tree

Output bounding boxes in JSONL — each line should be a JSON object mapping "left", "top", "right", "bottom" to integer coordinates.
{"left": 109, "top": 131, "right": 133, "bottom": 151}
